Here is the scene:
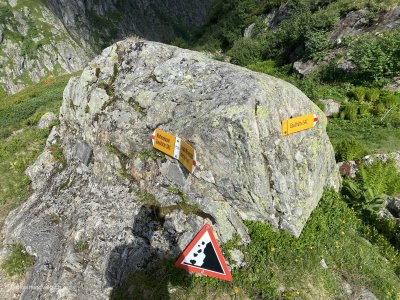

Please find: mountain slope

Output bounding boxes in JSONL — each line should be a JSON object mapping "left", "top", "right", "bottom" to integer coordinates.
{"left": 0, "top": 0, "right": 213, "bottom": 95}
{"left": 0, "top": 0, "right": 91, "bottom": 95}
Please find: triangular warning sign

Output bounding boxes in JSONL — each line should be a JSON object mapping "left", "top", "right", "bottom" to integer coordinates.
{"left": 175, "top": 224, "right": 232, "bottom": 281}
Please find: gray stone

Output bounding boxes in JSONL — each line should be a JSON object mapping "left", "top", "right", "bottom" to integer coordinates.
{"left": 229, "top": 249, "right": 245, "bottom": 268}
{"left": 380, "top": 197, "right": 400, "bottom": 221}
{"left": 386, "top": 197, "right": 400, "bottom": 219}
{"left": 355, "top": 288, "right": 378, "bottom": 300}
{"left": 293, "top": 60, "right": 318, "bottom": 76}
{"left": 320, "top": 99, "right": 341, "bottom": 117}
{"left": 385, "top": 77, "right": 400, "bottom": 92}
{"left": 74, "top": 139, "right": 93, "bottom": 166}
{"left": 320, "top": 258, "right": 328, "bottom": 269}
{"left": 337, "top": 151, "right": 400, "bottom": 174}
{"left": 243, "top": 23, "right": 256, "bottom": 38}
{"left": 2, "top": 40, "right": 340, "bottom": 299}
{"left": 37, "top": 112, "right": 58, "bottom": 129}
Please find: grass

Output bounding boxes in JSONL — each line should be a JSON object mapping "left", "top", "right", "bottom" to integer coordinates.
{"left": 0, "top": 74, "right": 76, "bottom": 138}
{"left": 0, "top": 74, "right": 74, "bottom": 227}
{"left": 328, "top": 117, "right": 400, "bottom": 154}
{"left": 111, "top": 190, "right": 400, "bottom": 299}
{"left": 49, "top": 142, "right": 66, "bottom": 168}
{"left": 74, "top": 239, "right": 89, "bottom": 253}
{"left": 1, "top": 243, "right": 35, "bottom": 277}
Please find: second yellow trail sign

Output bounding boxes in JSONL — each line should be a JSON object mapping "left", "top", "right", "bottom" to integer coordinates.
{"left": 282, "top": 113, "right": 319, "bottom": 136}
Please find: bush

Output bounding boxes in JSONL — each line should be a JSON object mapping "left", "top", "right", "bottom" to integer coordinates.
{"left": 246, "top": 60, "right": 276, "bottom": 75}
{"left": 380, "top": 92, "right": 400, "bottom": 109}
{"left": 350, "top": 86, "right": 366, "bottom": 102}
{"left": 359, "top": 101, "right": 372, "bottom": 117}
{"left": 335, "top": 138, "right": 369, "bottom": 161}
{"left": 349, "top": 30, "right": 400, "bottom": 82}
{"left": 1, "top": 244, "right": 35, "bottom": 277}
{"left": 342, "top": 160, "right": 400, "bottom": 249}
{"left": 365, "top": 88, "right": 381, "bottom": 102}
{"left": 228, "top": 38, "right": 265, "bottom": 66}
{"left": 342, "top": 102, "right": 359, "bottom": 121}
{"left": 304, "top": 30, "right": 329, "bottom": 57}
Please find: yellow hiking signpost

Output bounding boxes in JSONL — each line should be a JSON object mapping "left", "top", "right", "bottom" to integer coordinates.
{"left": 151, "top": 129, "right": 198, "bottom": 173}
{"left": 179, "top": 140, "right": 196, "bottom": 173}
{"left": 152, "top": 129, "right": 176, "bottom": 157}
{"left": 282, "top": 113, "right": 319, "bottom": 136}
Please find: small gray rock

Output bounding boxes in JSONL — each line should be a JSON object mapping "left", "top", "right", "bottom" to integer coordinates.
{"left": 293, "top": 60, "right": 318, "bottom": 76}
{"left": 320, "top": 258, "right": 328, "bottom": 269}
{"left": 74, "top": 139, "right": 93, "bottom": 166}
{"left": 229, "top": 249, "right": 245, "bottom": 268}
{"left": 320, "top": 99, "right": 341, "bottom": 117}
{"left": 37, "top": 112, "right": 58, "bottom": 129}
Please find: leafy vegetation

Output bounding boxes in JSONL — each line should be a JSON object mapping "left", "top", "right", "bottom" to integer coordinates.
{"left": 342, "top": 160, "right": 400, "bottom": 249}
{"left": 1, "top": 0, "right": 400, "bottom": 296}
{"left": 112, "top": 190, "right": 400, "bottom": 299}
{"left": 0, "top": 74, "right": 74, "bottom": 227}
{"left": 1, "top": 243, "right": 35, "bottom": 277}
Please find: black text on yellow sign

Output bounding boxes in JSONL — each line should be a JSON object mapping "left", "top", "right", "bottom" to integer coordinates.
{"left": 152, "top": 129, "right": 197, "bottom": 173}
{"left": 282, "top": 113, "right": 319, "bottom": 136}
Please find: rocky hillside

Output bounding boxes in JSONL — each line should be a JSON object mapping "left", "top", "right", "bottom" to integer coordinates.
{"left": 43, "top": 0, "right": 213, "bottom": 49}
{"left": 1, "top": 39, "right": 339, "bottom": 298}
{"left": 0, "top": 0, "right": 91, "bottom": 95}
{"left": 0, "top": 0, "right": 213, "bottom": 95}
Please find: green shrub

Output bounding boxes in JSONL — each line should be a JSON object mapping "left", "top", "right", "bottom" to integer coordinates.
{"left": 1, "top": 244, "right": 35, "bottom": 277}
{"left": 365, "top": 88, "right": 381, "bottom": 102}
{"left": 343, "top": 102, "right": 359, "bottom": 121}
{"left": 342, "top": 160, "right": 400, "bottom": 249}
{"left": 228, "top": 38, "right": 265, "bottom": 66}
{"left": 349, "top": 30, "right": 400, "bottom": 82}
{"left": 342, "top": 178, "right": 385, "bottom": 213}
{"left": 304, "top": 30, "right": 329, "bottom": 58}
{"left": 375, "top": 102, "right": 386, "bottom": 116}
{"left": 246, "top": 60, "right": 276, "bottom": 75}
{"left": 358, "top": 160, "right": 400, "bottom": 196}
{"left": 350, "top": 86, "right": 366, "bottom": 102}
{"left": 334, "top": 138, "right": 369, "bottom": 161}
{"left": 380, "top": 92, "right": 400, "bottom": 109}
{"left": 359, "top": 101, "right": 372, "bottom": 117}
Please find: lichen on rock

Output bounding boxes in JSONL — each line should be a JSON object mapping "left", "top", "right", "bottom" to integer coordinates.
{"left": 1, "top": 39, "right": 340, "bottom": 299}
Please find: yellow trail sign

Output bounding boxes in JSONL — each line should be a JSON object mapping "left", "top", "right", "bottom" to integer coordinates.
{"left": 282, "top": 113, "right": 319, "bottom": 136}
{"left": 152, "top": 129, "right": 176, "bottom": 157}
{"left": 151, "top": 129, "right": 198, "bottom": 173}
{"left": 179, "top": 140, "right": 196, "bottom": 173}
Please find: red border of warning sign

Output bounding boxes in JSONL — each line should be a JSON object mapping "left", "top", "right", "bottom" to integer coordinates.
{"left": 175, "top": 224, "right": 232, "bottom": 281}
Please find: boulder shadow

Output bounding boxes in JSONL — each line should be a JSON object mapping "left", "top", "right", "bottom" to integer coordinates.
{"left": 106, "top": 206, "right": 192, "bottom": 299}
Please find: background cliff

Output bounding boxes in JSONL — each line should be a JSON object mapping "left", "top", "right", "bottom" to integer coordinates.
{"left": 0, "top": 0, "right": 213, "bottom": 95}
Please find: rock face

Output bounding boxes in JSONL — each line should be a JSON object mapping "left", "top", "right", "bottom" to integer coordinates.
{"left": 0, "top": 0, "right": 91, "bottom": 95}
{"left": 43, "top": 0, "right": 213, "bottom": 49}
{"left": 0, "top": 0, "right": 212, "bottom": 95}
{"left": 1, "top": 39, "right": 339, "bottom": 299}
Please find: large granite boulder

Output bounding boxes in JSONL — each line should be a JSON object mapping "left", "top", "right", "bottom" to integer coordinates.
{"left": 1, "top": 39, "right": 339, "bottom": 299}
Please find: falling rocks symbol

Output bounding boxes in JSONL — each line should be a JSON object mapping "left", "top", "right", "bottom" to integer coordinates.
{"left": 175, "top": 224, "right": 232, "bottom": 281}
